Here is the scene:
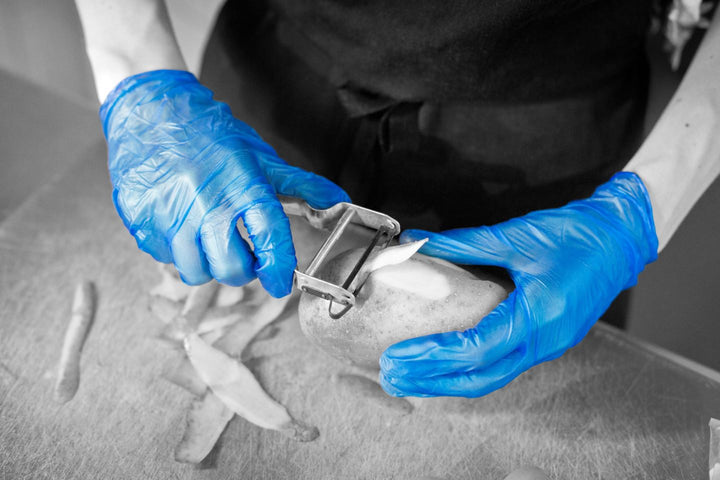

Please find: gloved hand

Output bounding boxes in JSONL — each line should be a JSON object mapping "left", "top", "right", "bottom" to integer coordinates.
{"left": 380, "top": 172, "right": 658, "bottom": 397}
{"left": 100, "top": 70, "right": 349, "bottom": 297}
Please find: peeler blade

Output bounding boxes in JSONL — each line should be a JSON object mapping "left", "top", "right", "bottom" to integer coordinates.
{"left": 279, "top": 196, "right": 400, "bottom": 318}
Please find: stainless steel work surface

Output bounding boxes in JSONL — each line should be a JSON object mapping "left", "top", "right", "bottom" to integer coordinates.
{"left": 1, "top": 147, "right": 719, "bottom": 480}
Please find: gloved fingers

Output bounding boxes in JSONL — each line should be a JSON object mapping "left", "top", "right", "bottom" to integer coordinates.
{"left": 112, "top": 189, "right": 174, "bottom": 263}
{"left": 400, "top": 227, "right": 515, "bottom": 268}
{"left": 380, "top": 348, "right": 526, "bottom": 398}
{"left": 200, "top": 205, "right": 257, "bottom": 287}
{"left": 130, "top": 227, "right": 174, "bottom": 264}
{"left": 170, "top": 223, "right": 213, "bottom": 285}
{"left": 239, "top": 184, "right": 297, "bottom": 298}
{"left": 380, "top": 292, "right": 525, "bottom": 378}
{"left": 257, "top": 157, "right": 351, "bottom": 209}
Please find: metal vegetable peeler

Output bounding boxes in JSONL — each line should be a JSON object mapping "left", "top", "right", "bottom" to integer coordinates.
{"left": 279, "top": 196, "right": 401, "bottom": 319}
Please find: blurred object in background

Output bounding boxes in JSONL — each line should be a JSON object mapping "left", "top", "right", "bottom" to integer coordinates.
{"left": 710, "top": 419, "right": 720, "bottom": 480}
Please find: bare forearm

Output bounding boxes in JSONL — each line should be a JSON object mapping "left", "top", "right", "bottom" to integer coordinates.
{"left": 74, "top": 0, "right": 186, "bottom": 102}
{"left": 624, "top": 11, "right": 720, "bottom": 251}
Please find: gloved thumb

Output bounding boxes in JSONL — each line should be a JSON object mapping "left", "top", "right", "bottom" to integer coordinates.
{"left": 380, "top": 290, "right": 525, "bottom": 378}
{"left": 400, "top": 227, "right": 515, "bottom": 269}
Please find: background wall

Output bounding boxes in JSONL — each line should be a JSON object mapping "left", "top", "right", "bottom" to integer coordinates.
{"left": 0, "top": 1, "right": 718, "bottom": 370}
{"left": 0, "top": 0, "right": 223, "bottom": 220}
{"left": 0, "top": 0, "right": 95, "bottom": 106}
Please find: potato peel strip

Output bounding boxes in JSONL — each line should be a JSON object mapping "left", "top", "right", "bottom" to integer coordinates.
{"left": 214, "top": 293, "right": 291, "bottom": 357}
{"left": 364, "top": 238, "right": 428, "bottom": 273}
{"left": 174, "top": 393, "right": 233, "bottom": 464}
{"left": 54, "top": 281, "right": 96, "bottom": 404}
{"left": 353, "top": 238, "right": 454, "bottom": 301}
{"left": 353, "top": 238, "right": 452, "bottom": 300}
{"left": 348, "top": 239, "right": 428, "bottom": 292}
{"left": 184, "top": 334, "right": 318, "bottom": 440}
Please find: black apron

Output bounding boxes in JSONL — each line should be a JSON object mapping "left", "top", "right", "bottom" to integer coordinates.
{"left": 201, "top": 0, "right": 652, "bottom": 230}
{"left": 200, "top": 0, "right": 653, "bottom": 327}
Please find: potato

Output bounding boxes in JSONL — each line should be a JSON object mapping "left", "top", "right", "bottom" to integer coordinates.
{"left": 298, "top": 247, "right": 509, "bottom": 369}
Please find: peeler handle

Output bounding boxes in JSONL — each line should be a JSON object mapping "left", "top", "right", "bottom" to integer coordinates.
{"left": 278, "top": 195, "right": 358, "bottom": 277}
{"left": 277, "top": 195, "right": 311, "bottom": 217}
{"left": 278, "top": 195, "right": 346, "bottom": 230}
{"left": 278, "top": 195, "right": 401, "bottom": 235}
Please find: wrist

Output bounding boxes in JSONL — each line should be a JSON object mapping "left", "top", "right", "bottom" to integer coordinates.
{"left": 87, "top": 45, "right": 186, "bottom": 103}
{"left": 588, "top": 172, "right": 659, "bottom": 285}
{"left": 76, "top": 0, "right": 187, "bottom": 102}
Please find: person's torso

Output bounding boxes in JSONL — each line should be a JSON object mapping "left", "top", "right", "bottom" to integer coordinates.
{"left": 265, "top": 0, "right": 653, "bottom": 103}
{"left": 204, "top": 0, "right": 655, "bottom": 228}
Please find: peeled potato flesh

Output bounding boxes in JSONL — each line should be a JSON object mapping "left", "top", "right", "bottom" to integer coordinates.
{"left": 297, "top": 248, "right": 508, "bottom": 369}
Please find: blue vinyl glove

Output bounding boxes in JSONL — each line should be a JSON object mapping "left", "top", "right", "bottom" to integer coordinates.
{"left": 380, "top": 172, "right": 658, "bottom": 397}
{"left": 100, "top": 70, "right": 349, "bottom": 297}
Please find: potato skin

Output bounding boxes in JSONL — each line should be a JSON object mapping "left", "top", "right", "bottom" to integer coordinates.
{"left": 298, "top": 248, "right": 508, "bottom": 369}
